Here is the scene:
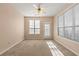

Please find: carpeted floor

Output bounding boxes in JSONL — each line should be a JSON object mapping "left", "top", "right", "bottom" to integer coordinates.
{"left": 1, "top": 40, "right": 52, "bottom": 56}
{"left": 1, "top": 40, "right": 76, "bottom": 56}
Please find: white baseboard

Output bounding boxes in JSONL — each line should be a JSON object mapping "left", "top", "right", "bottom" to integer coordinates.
{"left": 0, "top": 39, "right": 23, "bottom": 55}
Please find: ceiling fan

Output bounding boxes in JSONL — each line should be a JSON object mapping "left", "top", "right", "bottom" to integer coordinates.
{"left": 33, "top": 4, "right": 46, "bottom": 15}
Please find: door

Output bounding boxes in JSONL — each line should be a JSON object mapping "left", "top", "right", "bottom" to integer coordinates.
{"left": 44, "top": 23, "right": 50, "bottom": 39}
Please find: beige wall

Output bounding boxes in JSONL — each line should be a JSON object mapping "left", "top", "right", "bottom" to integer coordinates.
{"left": 24, "top": 17, "right": 54, "bottom": 40}
{"left": 0, "top": 4, "right": 24, "bottom": 54}
{"left": 54, "top": 4, "right": 79, "bottom": 55}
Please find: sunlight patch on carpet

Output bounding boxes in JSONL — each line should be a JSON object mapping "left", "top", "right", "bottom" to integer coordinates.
{"left": 46, "top": 41, "right": 64, "bottom": 56}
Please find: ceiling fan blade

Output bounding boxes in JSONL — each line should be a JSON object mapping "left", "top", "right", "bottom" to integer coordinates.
{"left": 41, "top": 8, "right": 46, "bottom": 12}
{"left": 33, "top": 4, "right": 38, "bottom": 9}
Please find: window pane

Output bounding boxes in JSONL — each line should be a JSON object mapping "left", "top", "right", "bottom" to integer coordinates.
{"left": 45, "top": 24, "right": 50, "bottom": 29}
{"left": 29, "top": 29, "right": 34, "bottom": 34}
{"left": 64, "top": 9, "right": 73, "bottom": 26}
{"left": 56, "top": 17, "right": 59, "bottom": 27}
{"left": 58, "top": 15, "right": 64, "bottom": 27}
{"left": 57, "top": 27, "right": 59, "bottom": 35}
{"left": 35, "top": 29, "right": 40, "bottom": 34}
{"left": 74, "top": 4, "right": 79, "bottom": 26}
{"left": 75, "top": 27, "right": 79, "bottom": 42}
{"left": 35, "top": 20, "right": 40, "bottom": 28}
{"left": 29, "top": 20, "right": 34, "bottom": 28}
{"left": 59, "top": 28, "right": 64, "bottom": 37}
{"left": 64, "top": 28, "right": 74, "bottom": 40}
{"left": 45, "top": 24, "right": 50, "bottom": 36}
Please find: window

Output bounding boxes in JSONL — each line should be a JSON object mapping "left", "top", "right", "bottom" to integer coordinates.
{"left": 64, "top": 27, "right": 74, "bottom": 40}
{"left": 59, "top": 28, "right": 64, "bottom": 37}
{"left": 64, "top": 9, "right": 73, "bottom": 26}
{"left": 29, "top": 20, "right": 40, "bottom": 34}
{"left": 57, "top": 4, "right": 79, "bottom": 42}
{"left": 57, "top": 8, "right": 75, "bottom": 40}
{"left": 58, "top": 15, "right": 64, "bottom": 27}
{"left": 64, "top": 9, "right": 74, "bottom": 40}
{"left": 74, "top": 4, "right": 79, "bottom": 42}
{"left": 75, "top": 27, "right": 79, "bottom": 42}
{"left": 57, "top": 15, "right": 64, "bottom": 37}
{"left": 74, "top": 4, "right": 79, "bottom": 26}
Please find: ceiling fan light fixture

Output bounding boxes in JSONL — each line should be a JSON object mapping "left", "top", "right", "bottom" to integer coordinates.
{"left": 33, "top": 4, "right": 45, "bottom": 15}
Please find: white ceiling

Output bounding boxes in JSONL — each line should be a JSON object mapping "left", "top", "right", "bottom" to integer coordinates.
{"left": 12, "top": 3, "right": 72, "bottom": 16}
